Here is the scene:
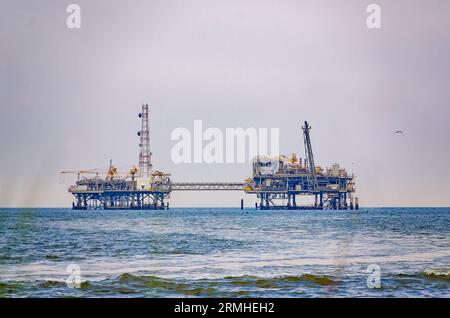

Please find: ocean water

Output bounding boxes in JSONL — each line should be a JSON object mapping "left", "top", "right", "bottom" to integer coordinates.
{"left": 0, "top": 207, "right": 449, "bottom": 298}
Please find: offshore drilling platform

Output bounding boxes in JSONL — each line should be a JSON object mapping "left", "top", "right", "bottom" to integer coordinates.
{"left": 244, "top": 122, "right": 358, "bottom": 210}
{"left": 62, "top": 104, "right": 172, "bottom": 210}
{"left": 62, "top": 105, "right": 358, "bottom": 210}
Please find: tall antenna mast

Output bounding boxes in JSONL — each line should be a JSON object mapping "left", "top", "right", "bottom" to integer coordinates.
{"left": 138, "top": 104, "right": 152, "bottom": 177}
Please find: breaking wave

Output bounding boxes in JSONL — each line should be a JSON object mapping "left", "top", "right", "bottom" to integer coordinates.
{"left": 224, "top": 274, "right": 337, "bottom": 287}
{"left": 423, "top": 268, "right": 450, "bottom": 281}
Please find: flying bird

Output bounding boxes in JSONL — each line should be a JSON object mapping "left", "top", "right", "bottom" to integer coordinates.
{"left": 393, "top": 130, "right": 405, "bottom": 136}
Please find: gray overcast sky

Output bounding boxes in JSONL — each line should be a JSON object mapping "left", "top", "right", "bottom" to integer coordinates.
{"left": 1, "top": 0, "right": 449, "bottom": 207}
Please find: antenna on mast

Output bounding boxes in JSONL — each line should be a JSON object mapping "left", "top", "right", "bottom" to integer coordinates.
{"left": 138, "top": 104, "right": 152, "bottom": 177}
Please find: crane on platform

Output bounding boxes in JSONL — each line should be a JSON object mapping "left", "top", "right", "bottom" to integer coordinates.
{"left": 302, "top": 121, "right": 318, "bottom": 190}
{"left": 60, "top": 160, "right": 133, "bottom": 182}
{"left": 60, "top": 170, "right": 103, "bottom": 181}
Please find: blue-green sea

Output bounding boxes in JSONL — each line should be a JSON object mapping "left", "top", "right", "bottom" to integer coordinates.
{"left": 0, "top": 208, "right": 449, "bottom": 297}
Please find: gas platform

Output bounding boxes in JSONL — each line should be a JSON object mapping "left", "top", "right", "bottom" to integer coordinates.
{"left": 62, "top": 104, "right": 172, "bottom": 210}
{"left": 244, "top": 122, "right": 358, "bottom": 210}
{"left": 62, "top": 106, "right": 358, "bottom": 210}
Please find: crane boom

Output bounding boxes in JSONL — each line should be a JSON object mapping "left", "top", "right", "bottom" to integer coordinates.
{"left": 302, "top": 121, "right": 318, "bottom": 190}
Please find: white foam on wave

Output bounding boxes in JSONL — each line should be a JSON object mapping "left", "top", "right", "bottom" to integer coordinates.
{"left": 1, "top": 249, "right": 449, "bottom": 282}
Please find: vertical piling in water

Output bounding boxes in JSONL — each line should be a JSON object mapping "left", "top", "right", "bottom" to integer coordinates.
{"left": 241, "top": 199, "right": 244, "bottom": 210}
{"left": 355, "top": 197, "right": 359, "bottom": 210}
